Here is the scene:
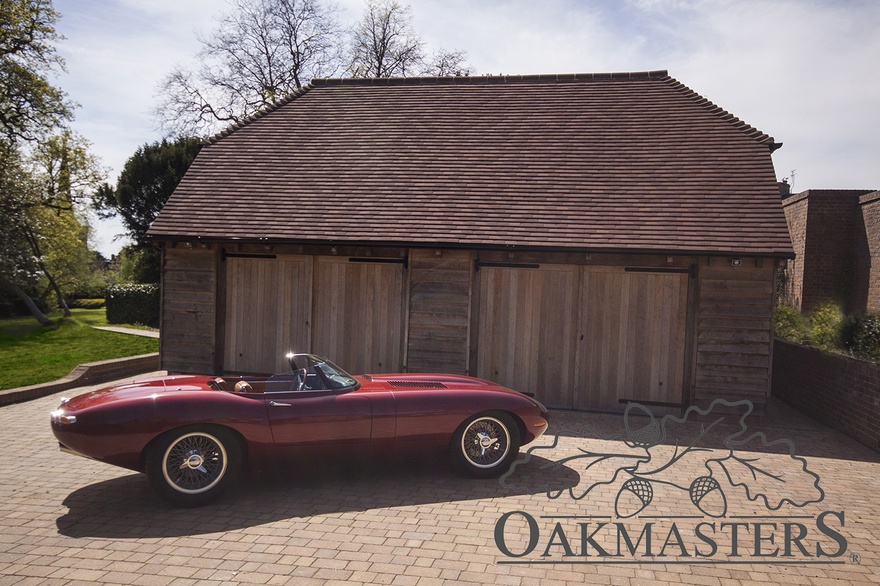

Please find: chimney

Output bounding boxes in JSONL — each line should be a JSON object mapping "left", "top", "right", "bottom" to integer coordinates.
{"left": 778, "top": 179, "right": 791, "bottom": 198}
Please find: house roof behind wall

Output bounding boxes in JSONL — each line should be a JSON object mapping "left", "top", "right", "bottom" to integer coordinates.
{"left": 148, "top": 71, "right": 794, "bottom": 257}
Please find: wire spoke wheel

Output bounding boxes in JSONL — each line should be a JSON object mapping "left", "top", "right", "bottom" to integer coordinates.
{"left": 461, "top": 416, "right": 511, "bottom": 469}
{"left": 162, "top": 432, "right": 228, "bottom": 494}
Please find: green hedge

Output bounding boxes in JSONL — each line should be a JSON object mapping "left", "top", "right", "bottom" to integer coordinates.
{"left": 106, "top": 284, "right": 159, "bottom": 328}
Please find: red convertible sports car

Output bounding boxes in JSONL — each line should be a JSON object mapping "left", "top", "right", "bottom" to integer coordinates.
{"left": 51, "top": 354, "right": 549, "bottom": 506}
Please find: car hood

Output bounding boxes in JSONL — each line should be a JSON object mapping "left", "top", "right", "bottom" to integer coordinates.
{"left": 61, "top": 375, "right": 217, "bottom": 411}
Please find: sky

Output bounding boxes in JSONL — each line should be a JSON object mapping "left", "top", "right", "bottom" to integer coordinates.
{"left": 53, "top": 0, "right": 880, "bottom": 257}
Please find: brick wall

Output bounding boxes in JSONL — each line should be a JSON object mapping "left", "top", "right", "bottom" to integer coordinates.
{"left": 801, "top": 192, "right": 861, "bottom": 311}
{"left": 780, "top": 189, "right": 876, "bottom": 313}
{"left": 781, "top": 193, "right": 808, "bottom": 307}
{"left": 772, "top": 339, "right": 880, "bottom": 451}
{"left": 859, "top": 192, "right": 880, "bottom": 313}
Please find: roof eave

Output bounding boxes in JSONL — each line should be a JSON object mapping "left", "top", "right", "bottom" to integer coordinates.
{"left": 147, "top": 234, "right": 795, "bottom": 260}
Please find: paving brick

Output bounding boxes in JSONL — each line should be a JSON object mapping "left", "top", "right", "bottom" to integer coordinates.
{"left": 0, "top": 377, "right": 878, "bottom": 585}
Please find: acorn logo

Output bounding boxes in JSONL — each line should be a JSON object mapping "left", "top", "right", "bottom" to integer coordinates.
{"left": 689, "top": 475, "right": 727, "bottom": 517}
{"left": 615, "top": 478, "right": 654, "bottom": 518}
{"left": 501, "top": 398, "right": 826, "bottom": 521}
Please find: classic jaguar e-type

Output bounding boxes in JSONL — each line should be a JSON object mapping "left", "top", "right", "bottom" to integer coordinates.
{"left": 51, "top": 354, "right": 549, "bottom": 506}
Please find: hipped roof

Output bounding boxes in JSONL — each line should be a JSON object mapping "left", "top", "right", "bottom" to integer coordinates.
{"left": 148, "top": 71, "right": 794, "bottom": 257}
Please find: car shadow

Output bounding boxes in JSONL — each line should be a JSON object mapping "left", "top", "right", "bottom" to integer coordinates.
{"left": 55, "top": 453, "right": 578, "bottom": 539}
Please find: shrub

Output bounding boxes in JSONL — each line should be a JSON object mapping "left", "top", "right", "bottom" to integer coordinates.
{"left": 106, "top": 284, "right": 159, "bottom": 327}
{"left": 844, "top": 314, "right": 880, "bottom": 361}
{"left": 772, "top": 305, "right": 810, "bottom": 344}
{"left": 68, "top": 298, "right": 105, "bottom": 309}
{"left": 808, "top": 302, "right": 845, "bottom": 350}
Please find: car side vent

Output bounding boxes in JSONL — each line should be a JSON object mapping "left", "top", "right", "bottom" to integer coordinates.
{"left": 387, "top": 380, "right": 448, "bottom": 389}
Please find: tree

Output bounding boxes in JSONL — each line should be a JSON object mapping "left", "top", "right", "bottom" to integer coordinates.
{"left": 28, "top": 132, "right": 104, "bottom": 315}
{"left": 0, "top": 1, "right": 103, "bottom": 325}
{"left": 155, "top": 0, "right": 343, "bottom": 137}
{"left": 95, "top": 137, "right": 202, "bottom": 245}
{"left": 346, "top": 0, "right": 422, "bottom": 78}
{"left": 93, "top": 137, "right": 202, "bottom": 283}
{"left": 0, "top": 143, "right": 53, "bottom": 324}
{"left": 0, "top": 132, "right": 105, "bottom": 321}
{"left": 346, "top": 0, "right": 473, "bottom": 78}
{"left": 0, "top": 0, "right": 73, "bottom": 143}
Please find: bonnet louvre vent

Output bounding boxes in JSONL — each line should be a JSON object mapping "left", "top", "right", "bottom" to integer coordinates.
{"left": 387, "top": 380, "right": 448, "bottom": 389}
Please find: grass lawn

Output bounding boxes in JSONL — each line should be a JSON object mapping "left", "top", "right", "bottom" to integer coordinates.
{"left": 0, "top": 309, "right": 159, "bottom": 391}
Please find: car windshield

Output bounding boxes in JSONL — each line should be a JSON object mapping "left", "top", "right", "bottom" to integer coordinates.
{"left": 282, "top": 354, "right": 359, "bottom": 390}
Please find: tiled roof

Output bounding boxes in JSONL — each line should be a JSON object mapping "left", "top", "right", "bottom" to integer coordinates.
{"left": 148, "top": 71, "right": 794, "bottom": 256}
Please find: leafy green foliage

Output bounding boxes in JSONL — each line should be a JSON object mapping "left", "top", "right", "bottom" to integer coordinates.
{"left": 772, "top": 305, "right": 810, "bottom": 344}
{"left": 0, "top": 309, "right": 158, "bottom": 390}
{"left": 808, "top": 302, "right": 845, "bottom": 350}
{"left": 0, "top": 2, "right": 107, "bottom": 325}
{"left": 106, "top": 284, "right": 159, "bottom": 328}
{"left": 116, "top": 245, "right": 161, "bottom": 284}
{"left": 0, "top": 132, "right": 106, "bottom": 322}
{"left": 0, "top": 0, "right": 73, "bottom": 143}
{"left": 843, "top": 314, "right": 880, "bottom": 362}
{"left": 775, "top": 302, "right": 880, "bottom": 363}
{"left": 94, "top": 137, "right": 201, "bottom": 244}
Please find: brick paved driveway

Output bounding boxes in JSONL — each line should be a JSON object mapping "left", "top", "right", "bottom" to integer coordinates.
{"left": 1, "top": 376, "right": 879, "bottom": 585}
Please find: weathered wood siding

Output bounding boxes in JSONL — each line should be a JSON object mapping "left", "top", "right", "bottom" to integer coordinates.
{"left": 160, "top": 247, "right": 217, "bottom": 373}
{"left": 406, "top": 250, "right": 472, "bottom": 374}
{"left": 694, "top": 262, "right": 775, "bottom": 406}
{"left": 160, "top": 243, "right": 776, "bottom": 413}
{"left": 224, "top": 256, "right": 312, "bottom": 374}
{"left": 311, "top": 257, "right": 406, "bottom": 375}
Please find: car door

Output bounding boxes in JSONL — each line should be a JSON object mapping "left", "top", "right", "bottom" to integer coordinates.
{"left": 265, "top": 389, "right": 372, "bottom": 446}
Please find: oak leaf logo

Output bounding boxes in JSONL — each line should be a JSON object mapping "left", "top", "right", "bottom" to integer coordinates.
{"left": 501, "top": 399, "right": 825, "bottom": 517}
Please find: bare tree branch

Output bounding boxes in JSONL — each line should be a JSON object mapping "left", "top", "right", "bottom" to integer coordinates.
{"left": 154, "top": 0, "right": 343, "bottom": 137}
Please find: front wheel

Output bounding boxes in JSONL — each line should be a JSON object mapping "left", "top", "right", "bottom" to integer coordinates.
{"left": 146, "top": 426, "right": 242, "bottom": 507}
{"left": 451, "top": 413, "right": 521, "bottom": 478}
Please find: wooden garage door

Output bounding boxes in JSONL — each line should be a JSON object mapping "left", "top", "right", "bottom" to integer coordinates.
{"left": 311, "top": 257, "right": 405, "bottom": 375}
{"left": 476, "top": 264, "right": 689, "bottom": 412}
{"left": 476, "top": 264, "right": 579, "bottom": 408}
{"left": 224, "top": 256, "right": 312, "bottom": 374}
{"left": 577, "top": 267, "right": 688, "bottom": 412}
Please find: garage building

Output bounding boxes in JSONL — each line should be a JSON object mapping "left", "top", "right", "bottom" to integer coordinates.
{"left": 147, "top": 71, "right": 793, "bottom": 413}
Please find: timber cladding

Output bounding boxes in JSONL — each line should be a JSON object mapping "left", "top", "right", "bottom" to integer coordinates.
{"left": 406, "top": 249, "right": 472, "bottom": 375}
{"left": 160, "top": 245, "right": 776, "bottom": 412}
{"left": 694, "top": 263, "right": 775, "bottom": 408}
{"left": 160, "top": 247, "right": 218, "bottom": 374}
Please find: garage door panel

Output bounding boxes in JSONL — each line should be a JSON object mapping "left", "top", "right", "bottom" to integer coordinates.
{"left": 477, "top": 265, "right": 578, "bottom": 408}
{"left": 312, "top": 258, "right": 404, "bottom": 375}
{"left": 224, "top": 257, "right": 312, "bottom": 374}
{"left": 578, "top": 269, "right": 687, "bottom": 411}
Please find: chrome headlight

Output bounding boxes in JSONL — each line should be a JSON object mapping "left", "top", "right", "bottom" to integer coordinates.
{"left": 50, "top": 410, "right": 76, "bottom": 425}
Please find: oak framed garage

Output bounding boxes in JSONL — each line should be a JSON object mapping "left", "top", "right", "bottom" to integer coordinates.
{"left": 149, "top": 71, "right": 793, "bottom": 413}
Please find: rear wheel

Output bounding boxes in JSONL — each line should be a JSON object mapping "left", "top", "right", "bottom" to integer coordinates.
{"left": 451, "top": 413, "right": 520, "bottom": 478}
{"left": 146, "top": 426, "right": 242, "bottom": 507}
